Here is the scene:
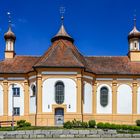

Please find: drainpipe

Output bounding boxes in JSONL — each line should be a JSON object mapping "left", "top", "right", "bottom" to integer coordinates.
{"left": 34, "top": 68, "right": 38, "bottom": 126}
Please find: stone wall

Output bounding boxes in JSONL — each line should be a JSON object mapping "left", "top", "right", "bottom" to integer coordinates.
{"left": 0, "top": 129, "right": 140, "bottom": 139}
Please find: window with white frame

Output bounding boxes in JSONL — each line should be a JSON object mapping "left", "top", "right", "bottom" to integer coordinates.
{"left": 13, "top": 107, "right": 20, "bottom": 116}
{"left": 13, "top": 87, "right": 20, "bottom": 97}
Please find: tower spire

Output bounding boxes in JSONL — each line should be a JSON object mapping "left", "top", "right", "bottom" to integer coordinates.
{"left": 4, "top": 12, "right": 16, "bottom": 59}
{"left": 51, "top": 7, "right": 74, "bottom": 43}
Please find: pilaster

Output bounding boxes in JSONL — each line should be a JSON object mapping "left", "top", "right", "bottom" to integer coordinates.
{"left": 3, "top": 80, "right": 8, "bottom": 117}
{"left": 36, "top": 74, "right": 42, "bottom": 114}
{"left": 76, "top": 74, "right": 82, "bottom": 115}
{"left": 24, "top": 80, "right": 29, "bottom": 116}
{"left": 93, "top": 80, "right": 97, "bottom": 114}
{"left": 112, "top": 80, "right": 117, "bottom": 114}
{"left": 132, "top": 81, "right": 137, "bottom": 114}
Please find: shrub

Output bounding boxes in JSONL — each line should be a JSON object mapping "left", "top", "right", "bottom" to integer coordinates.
{"left": 17, "top": 120, "right": 31, "bottom": 127}
{"left": 24, "top": 122, "right": 31, "bottom": 127}
{"left": 63, "top": 121, "right": 73, "bottom": 129}
{"left": 136, "top": 120, "right": 140, "bottom": 126}
{"left": 88, "top": 120, "right": 96, "bottom": 128}
{"left": 81, "top": 122, "right": 88, "bottom": 128}
{"left": 96, "top": 122, "right": 140, "bottom": 131}
{"left": 64, "top": 119, "right": 89, "bottom": 129}
{"left": 104, "top": 123, "right": 111, "bottom": 129}
{"left": 121, "top": 125, "right": 127, "bottom": 130}
{"left": 17, "top": 120, "right": 26, "bottom": 127}
{"left": 131, "top": 126, "right": 140, "bottom": 131}
{"left": 110, "top": 124, "right": 117, "bottom": 129}
{"left": 97, "top": 122, "right": 105, "bottom": 129}
{"left": 127, "top": 125, "right": 134, "bottom": 130}
{"left": 72, "top": 119, "right": 82, "bottom": 128}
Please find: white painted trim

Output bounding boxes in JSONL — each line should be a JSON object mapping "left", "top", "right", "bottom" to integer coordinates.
{"left": 137, "top": 78, "right": 140, "bottom": 81}
{"left": 7, "top": 77, "right": 25, "bottom": 81}
{"left": 83, "top": 82, "right": 92, "bottom": 114}
{"left": 137, "top": 87, "right": 140, "bottom": 114}
{"left": 97, "top": 84, "right": 112, "bottom": 114}
{"left": 29, "top": 76, "right": 36, "bottom": 80}
{"left": 83, "top": 75, "right": 93, "bottom": 80}
{"left": 117, "top": 78, "right": 133, "bottom": 81}
{"left": 117, "top": 84, "right": 132, "bottom": 114}
{"left": 96, "top": 78, "right": 113, "bottom": 81}
{"left": 42, "top": 78, "right": 77, "bottom": 113}
{"left": 0, "top": 78, "right": 4, "bottom": 80}
{"left": 42, "top": 71, "right": 77, "bottom": 75}
{"left": 8, "top": 83, "right": 24, "bottom": 116}
{"left": 0, "top": 85, "right": 3, "bottom": 116}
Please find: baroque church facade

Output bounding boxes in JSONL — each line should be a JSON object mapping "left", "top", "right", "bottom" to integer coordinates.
{"left": 0, "top": 17, "right": 140, "bottom": 126}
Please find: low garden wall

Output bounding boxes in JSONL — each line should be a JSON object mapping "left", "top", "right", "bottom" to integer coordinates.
{"left": 0, "top": 129, "right": 140, "bottom": 139}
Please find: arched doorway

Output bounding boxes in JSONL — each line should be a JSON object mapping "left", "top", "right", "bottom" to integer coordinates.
{"left": 55, "top": 108, "right": 64, "bottom": 126}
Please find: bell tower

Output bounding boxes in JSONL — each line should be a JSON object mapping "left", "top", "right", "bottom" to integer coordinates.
{"left": 128, "top": 16, "right": 140, "bottom": 61}
{"left": 4, "top": 12, "right": 16, "bottom": 59}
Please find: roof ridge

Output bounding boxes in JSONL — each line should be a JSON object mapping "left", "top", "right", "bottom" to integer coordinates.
{"left": 84, "top": 55, "right": 128, "bottom": 57}
{"left": 61, "top": 40, "right": 87, "bottom": 65}
{"left": 34, "top": 40, "right": 88, "bottom": 68}
{"left": 34, "top": 41, "right": 61, "bottom": 65}
{"left": 16, "top": 55, "right": 41, "bottom": 57}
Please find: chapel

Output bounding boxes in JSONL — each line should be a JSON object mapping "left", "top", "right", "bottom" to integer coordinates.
{"left": 0, "top": 16, "right": 140, "bottom": 126}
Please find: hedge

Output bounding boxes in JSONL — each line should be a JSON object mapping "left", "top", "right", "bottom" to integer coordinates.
{"left": 63, "top": 119, "right": 96, "bottom": 129}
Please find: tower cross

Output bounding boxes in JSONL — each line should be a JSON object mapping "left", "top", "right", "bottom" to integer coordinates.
{"left": 134, "top": 9, "right": 136, "bottom": 27}
{"left": 7, "top": 12, "right": 12, "bottom": 29}
{"left": 60, "top": 7, "right": 65, "bottom": 23}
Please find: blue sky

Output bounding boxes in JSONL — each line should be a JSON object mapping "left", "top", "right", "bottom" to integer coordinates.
{"left": 0, "top": 0, "right": 140, "bottom": 60}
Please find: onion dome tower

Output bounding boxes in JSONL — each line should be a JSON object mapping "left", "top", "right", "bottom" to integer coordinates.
{"left": 51, "top": 16, "right": 74, "bottom": 43}
{"left": 4, "top": 12, "right": 16, "bottom": 59}
{"left": 128, "top": 16, "right": 140, "bottom": 61}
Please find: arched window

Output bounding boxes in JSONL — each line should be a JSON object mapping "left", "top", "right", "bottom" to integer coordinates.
{"left": 134, "top": 42, "right": 137, "bottom": 49}
{"left": 100, "top": 87, "right": 108, "bottom": 107}
{"left": 55, "top": 81, "right": 64, "bottom": 104}
{"left": 31, "top": 85, "right": 36, "bottom": 96}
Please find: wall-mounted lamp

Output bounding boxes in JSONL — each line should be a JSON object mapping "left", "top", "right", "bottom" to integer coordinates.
{"left": 48, "top": 105, "right": 50, "bottom": 109}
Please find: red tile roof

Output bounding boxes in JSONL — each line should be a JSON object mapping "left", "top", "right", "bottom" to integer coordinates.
{"left": 85, "top": 56, "right": 140, "bottom": 75}
{"left": 1, "top": 40, "right": 140, "bottom": 75}
{"left": 34, "top": 40, "right": 89, "bottom": 69}
{"left": 0, "top": 56, "right": 40, "bottom": 73}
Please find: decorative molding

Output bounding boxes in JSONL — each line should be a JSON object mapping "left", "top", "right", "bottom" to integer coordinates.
{"left": 29, "top": 76, "right": 36, "bottom": 80}
{"left": 96, "top": 78, "right": 113, "bottom": 81}
{"left": 41, "top": 71, "right": 77, "bottom": 75}
{"left": 7, "top": 77, "right": 25, "bottom": 81}
{"left": 0, "top": 78, "right": 4, "bottom": 80}
{"left": 83, "top": 75, "right": 93, "bottom": 80}
{"left": 117, "top": 78, "right": 133, "bottom": 81}
{"left": 136, "top": 78, "right": 140, "bottom": 81}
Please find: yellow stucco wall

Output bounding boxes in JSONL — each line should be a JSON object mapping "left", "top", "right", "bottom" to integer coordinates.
{"left": 0, "top": 68, "right": 140, "bottom": 126}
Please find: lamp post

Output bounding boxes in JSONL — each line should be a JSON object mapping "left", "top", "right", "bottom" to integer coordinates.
{"left": 12, "top": 84, "right": 15, "bottom": 131}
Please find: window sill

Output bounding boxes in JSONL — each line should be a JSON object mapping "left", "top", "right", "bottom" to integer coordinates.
{"left": 30, "top": 95, "right": 36, "bottom": 98}
{"left": 13, "top": 95, "right": 20, "bottom": 97}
